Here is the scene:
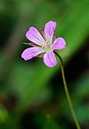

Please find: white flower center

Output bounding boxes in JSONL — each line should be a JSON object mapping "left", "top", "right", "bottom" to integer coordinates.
{"left": 42, "top": 41, "right": 50, "bottom": 48}
{"left": 42, "top": 41, "right": 53, "bottom": 52}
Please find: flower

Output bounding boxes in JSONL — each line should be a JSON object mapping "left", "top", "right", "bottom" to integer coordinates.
{"left": 21, "top": 21, "right": 66, "bottom": 67}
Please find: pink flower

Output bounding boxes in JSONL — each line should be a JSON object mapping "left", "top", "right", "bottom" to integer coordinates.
{"left": 21, "top": 21, "right": 66, "bottom": 67}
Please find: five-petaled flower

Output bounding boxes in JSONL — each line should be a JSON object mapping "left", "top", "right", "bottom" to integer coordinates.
{"left": 21, "top": 21, "right": 66, "bottom": 67}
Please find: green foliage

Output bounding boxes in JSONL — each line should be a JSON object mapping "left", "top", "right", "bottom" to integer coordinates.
{"left": 43, "top": 114, "right": 60, "bottom": 129}
{"left": 0, "top": 105, "right": 9, "bottom": 123}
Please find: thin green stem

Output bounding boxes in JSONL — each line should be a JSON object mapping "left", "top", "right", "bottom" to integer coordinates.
{"left": 54, "top": 51, "right": 80, "bottom": 129}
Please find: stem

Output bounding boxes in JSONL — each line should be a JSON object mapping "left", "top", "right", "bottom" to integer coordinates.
{"left": 54, "top": 51, "right": 80, "bottom": 129}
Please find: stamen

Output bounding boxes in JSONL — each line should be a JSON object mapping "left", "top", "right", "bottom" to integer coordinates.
{"left": 42, "top": 41, "right": 50, "bottom": 48}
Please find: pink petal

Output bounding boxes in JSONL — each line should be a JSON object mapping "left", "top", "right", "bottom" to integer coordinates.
{"left": 52, "top": 37, "right": 66, "bottom": 50}
{"left": 44, "top": 21, "right": 56, "bottom": 43}
{"left": 43, "top": 50, "right": 57, "bottom": 67}
{"left": 26, "top": 27, "right": 45, "bottom": 46}
{"left": 21, "top": 47, "right": 46, "bottom": 60}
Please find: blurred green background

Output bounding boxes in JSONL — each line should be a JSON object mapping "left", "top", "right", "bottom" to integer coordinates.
{"left": 0, "top": 0, "right": 89, "bottom": 129}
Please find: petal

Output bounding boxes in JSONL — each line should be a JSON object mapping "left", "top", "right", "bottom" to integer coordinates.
{"left": 43, "top": 50, "right": 57, "bottom": 67}
{"left": 44, "top": 21, "right": 56, "bottom": 43}
{"left": 21, "top": 47, "right": 46, "bottom": 60}
{"left": 52, "top": 37, "right": 66, "bottom": 50}
{"left": 26, "top": 27, "right": 45, "bottom": 46}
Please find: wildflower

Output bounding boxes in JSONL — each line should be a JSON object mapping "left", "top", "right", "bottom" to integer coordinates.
{"left": 21, "top": 21, "right": 66, "bottom": 67}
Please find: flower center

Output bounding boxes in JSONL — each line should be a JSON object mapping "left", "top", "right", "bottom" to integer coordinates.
{"left": 42, "top": 41, "right": 50, "bottom": 48}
